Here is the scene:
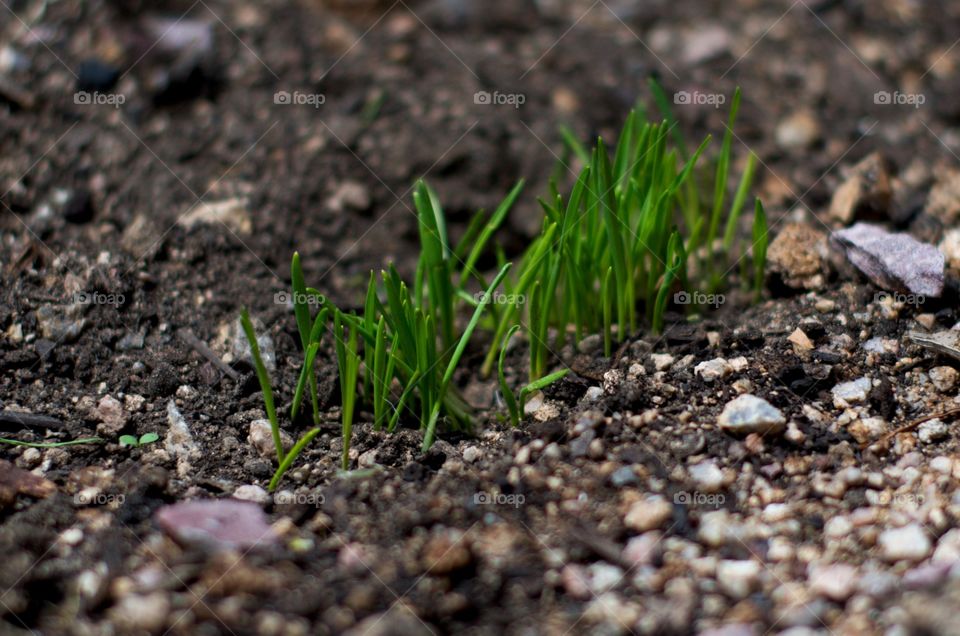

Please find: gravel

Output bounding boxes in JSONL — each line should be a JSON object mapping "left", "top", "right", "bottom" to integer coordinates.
{"left": 717, "top": 394, "right": 786, "bottom": 435}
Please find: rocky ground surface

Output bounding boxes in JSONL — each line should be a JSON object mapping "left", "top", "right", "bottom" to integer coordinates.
{"left": 5, "top": 0, "right": 960, "bottom": 634}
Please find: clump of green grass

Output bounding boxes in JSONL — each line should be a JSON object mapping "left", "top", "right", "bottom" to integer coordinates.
{"left": 241, "top": 85, "right": 767, "bottom": 485}
{"left": 241, "top": 182, "right": 523, "bottom": 486}
{"left": 481, "top": 86, "right": 765, "bottom": 379}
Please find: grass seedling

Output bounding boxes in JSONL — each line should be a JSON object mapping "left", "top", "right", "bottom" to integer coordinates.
{"left": 242, "top": 303, "right": 328, "bottom": 491}
{"left": 119, "top": 432, "right": 159, "bottom": 448}
{"left": 242, "top": 87, "right": 767, "bottom": 473}
{"left": 240, "top": 309, "right": 283, "bottom": 466}
{"left": 334, "top": 311, "right": 360, "bottom": 471}
{"left": 0, "top": 437, "right": 103, "bottom": 448}
{"left": 497, "top": 325, "right": 569, "bottom": 427}
{"left": 752, "top": 198, "right": 768, "bottom": 302}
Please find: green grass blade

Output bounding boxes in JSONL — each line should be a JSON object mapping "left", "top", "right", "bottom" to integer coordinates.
{"left": 423, "top": 263, "right": 512, "bottom": 451}
{"left": 559, "top": 124, "right": 591, "bottom": 165}
{"left": 290, "top": 342, "right": 320, "bottom": 422}
{"left": 0, "top": 437, "right": 103, "bottom": 448}
{"left": 458, "top": 180, "right": 524, "bottom": 289}
{"left": 291, "top": 253, "right": 311, "bottom": 350}
{"left": 240, "top": 309, "right": 283, "bottom": 465}
{"left": 518, "top": 369, "right": 569, "bottom": 406}
{"left": 497, "top": 325, "right": 522, "bottom": 427}
{"left": 268, "top": 427, "right": 322, "bottom": 492}
{"left": 722, "top": 151, "right": 758, "bottom": 251}
{"left": 752, "top": 198, "right": 768, "bottom": 302}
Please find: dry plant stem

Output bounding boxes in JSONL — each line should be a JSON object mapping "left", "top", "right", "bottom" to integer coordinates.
{"left": 864, "top": 406, "right": 960, "bottom": 450}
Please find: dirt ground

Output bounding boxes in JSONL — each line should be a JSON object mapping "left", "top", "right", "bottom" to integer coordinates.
{"left": 4, "top": 0, "right": 960, "bottom": 634}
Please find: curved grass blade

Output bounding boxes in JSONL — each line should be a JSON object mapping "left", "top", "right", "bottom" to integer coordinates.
{"left": 498, "top": 325, "right": 522, "bottom": 427}
{"left": 422, "top": 262, "right": 512, "bottom": 451}
{"left": 0, "top": 437, "right": 103, "bottom": 448}
{"left": 240, "top": 309, "right": 283, "bottom": 465}
{"left": 268, "top": 427, "right": 322, "bottom": 492}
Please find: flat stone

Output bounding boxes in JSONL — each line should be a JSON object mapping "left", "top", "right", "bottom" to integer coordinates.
{"left": 828, "top": 152, "right": 892, "bottom": 224}
{"left": 929, "top": 366, "right": 958, "bottom": 392}
{"left": 808, "top": 563, "right": 858, "bottom": 601}
{"left": 767, "top": 223, "right": 830, "bottom": 290}
{"left": 248, "top": 419, "right": 293, "bottom": 461}
{"left": 695, "top": 358, "right": 732, "bottom": 383}
{"left": 716, "top": 559, "right": 761, "bottom": 599}
{"left": 689, "top": 460, "right": 724, "bottom": 493}
{"left": 832, "top": 223, "right": 944, "bottom": 297}
{"left": 918, "top": 418, "right": 948, "bottom": 443}
{"left": 624, "top": 496, "right": 673, "bottom": 532}
{"left": 154, "top": 499, "right": 278, "bottom": 550}
{"left": 232, "top": 484, "right": 269, "bottom": 505}
{"left": 94, "top": 395, "right": 126, "bottom": 435}
{"left": 717, "top": 394, "right": 786, "bottom": 436}
{"left": 831, "top": 377, "right": 871, "bottom": 408}
{"left": 879, "top": 524, "right": 932, "bottom": 562}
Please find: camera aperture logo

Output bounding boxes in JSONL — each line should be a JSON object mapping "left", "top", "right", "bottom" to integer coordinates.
{"left": 274, "top": 90, "right": 326, "bottom": 108}
{"left": 74, "top": 490, "right": 125, "bottom": 506}
{"left": 474, "top": 90, "right": 526, "bottom": 109}
{"left": 674, "top": 91, "right": 726, "bottom": 109}
{"left": 274, "top": 491, "right": 324, "bottom": 506}
{"left": 474, "top": 491, "right": 525, "bottom": 508}
{"left": 274, "top": 290, "right": 324, "bottom": 306}
{"left": 874, "top": 291, "right": 924, "bottom": 306}
{"left": 876, "top": 491, "right": 925, "bottom": 506}
{"left": 474, "top": 290, "right": 526, "bottom": 306}
{"left": 674, "top": 491, "right": 725, "bottom": 507}
{"left": 74, "top": 91, "right": 125, "bottom": 108}
{"left": 74, "top": 291, "right": 125, "bottom": 307}
{"left": 874, "top": 90, "right": 925, "bottom": 109}
{"left": 674, "top": 290, "right": 725, "bottom": 308}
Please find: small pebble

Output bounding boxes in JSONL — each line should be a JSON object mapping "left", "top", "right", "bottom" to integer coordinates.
{"left": 624, "top": 496, "right": 673, "bottom": 532}
{"left": 831, "top": 377, "right": 871, "bottom": 408}
{"left": 695, "top": 358, "right": 732, "bottom": 382}
{"left": 879, "top": 524, "right": 932, "bottom": 562}
{"left": 717, "top": 394, "right": 786, "bottom": 436}
{"left": 716, "top": 560, "right": 761, "bottom": 599}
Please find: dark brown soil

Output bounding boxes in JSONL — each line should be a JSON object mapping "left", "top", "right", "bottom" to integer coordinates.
{"left": 4, "top": 1, "right": 960, "bottom": 634}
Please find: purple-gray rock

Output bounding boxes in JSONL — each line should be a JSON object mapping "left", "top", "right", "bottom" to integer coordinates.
{"left": 154, "top": 499, "right": 278, "bottom": 551}
{"left": 832, "top": 223, "right": 944, "bottom": 297}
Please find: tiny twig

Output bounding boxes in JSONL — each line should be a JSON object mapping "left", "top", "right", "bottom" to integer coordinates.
{"left": 178, "top": 329, "right": 240, "bottom": 381}
{"left": 0, "top": 410, "right": 65, "bottom": 432}
{"left": 863, "top": 406, "right": 960, "bottom": 449}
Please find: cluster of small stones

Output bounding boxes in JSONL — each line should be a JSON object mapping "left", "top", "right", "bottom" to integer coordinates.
{"left": 10, "top": 288, "right": 960, "bottom": 635}
{"left": 514, "top": 289, "right": 960, "bottom": 634}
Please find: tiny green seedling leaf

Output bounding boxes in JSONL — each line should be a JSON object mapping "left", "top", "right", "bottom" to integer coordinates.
{"left": 119, "top": 435, "right": 139, "bottom": 448}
